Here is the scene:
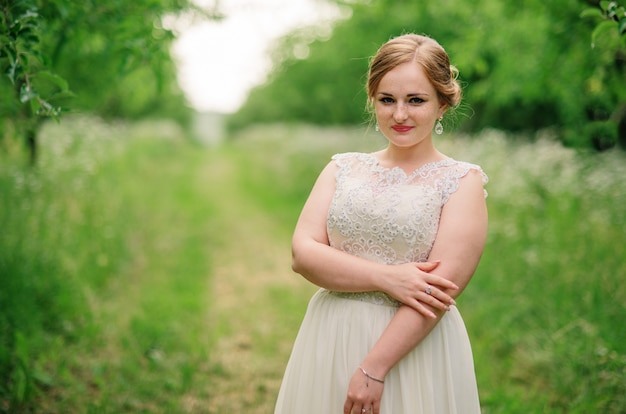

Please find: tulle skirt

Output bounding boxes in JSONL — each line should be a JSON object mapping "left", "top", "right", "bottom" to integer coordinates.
{"left": 274, "top": 289, "right": 480, "bottom": 413}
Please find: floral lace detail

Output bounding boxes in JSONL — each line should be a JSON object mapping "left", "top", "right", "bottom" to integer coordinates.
{"left": 326, "top": 290, "right": 401, "bottom": 307}
{"left": 326, "top": 152, "right": 488, "bottom": 304}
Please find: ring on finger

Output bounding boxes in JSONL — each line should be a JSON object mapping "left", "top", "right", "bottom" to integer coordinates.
{"left": 425, "top": 285, "right": 432, "bottom": 295}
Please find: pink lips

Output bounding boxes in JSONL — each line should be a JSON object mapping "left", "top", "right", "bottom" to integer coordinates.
{"left": 391, "top": 125, "right": 414, "bottom": 133}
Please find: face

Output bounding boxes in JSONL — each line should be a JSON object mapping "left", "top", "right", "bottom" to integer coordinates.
{"left": 374, "top": 62, "right": 445, "bottom": 149}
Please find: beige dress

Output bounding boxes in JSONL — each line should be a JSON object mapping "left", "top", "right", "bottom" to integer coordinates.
{"left": 275, "top": 153, "right": 488, "bottom": 413}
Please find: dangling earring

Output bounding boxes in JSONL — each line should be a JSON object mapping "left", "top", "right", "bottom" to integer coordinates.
{"left": 375, "top": 123, "right": 379, "bottom": 132}
{"left": 435, "top": 116, "right": 444, "bottom": 135}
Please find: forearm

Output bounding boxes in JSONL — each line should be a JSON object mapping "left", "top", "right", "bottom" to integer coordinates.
{"left": 360, "top": 305, "right": 444, "bottom": 378}
{"left": 292, "top": 238, "right": 389, "bottom": 292}
{"left": 293, "top": 238, "right": 458, "bottom": 316}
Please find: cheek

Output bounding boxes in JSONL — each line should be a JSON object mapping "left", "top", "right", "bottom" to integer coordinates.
{"left": 374, "top": 105, "right": 391, "bottom": 119}
{"left": 418, "top": 106, "right": 440, "bottom": 120}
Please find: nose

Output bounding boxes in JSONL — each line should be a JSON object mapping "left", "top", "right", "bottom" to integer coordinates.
{"left": 393, "top": 103, "right": 408, "bottom": 123}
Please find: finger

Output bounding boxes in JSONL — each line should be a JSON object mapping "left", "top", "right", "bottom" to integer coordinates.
{"left": 432, "top": 287, "right": 457, "bottom": 306}
{"left": 422, "top": 285, "right": 456, "bottom": 309}
{"left": 350, "top": 405, "right": 364, "bottom": 414}
{"left": 409, "top": 299, "right": 437, "bottom": 318}
{"left": 373, "top": 399, "right": 381, "bottom": 414}
{"left": 426, "top": 274, "right": 459, "bottom": 290}
{"left": 414, "top": 260, "right": 441, "bottom": 272}
{"left": 421, "top": 293, "right": 451, "bottom": 312}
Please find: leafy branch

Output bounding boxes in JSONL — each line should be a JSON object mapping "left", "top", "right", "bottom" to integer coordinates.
{"left": 1, "top": 1, "right": 71, "bottom": 121}
{"left": 581, "top": 1, "right": 626, "bottom": 47}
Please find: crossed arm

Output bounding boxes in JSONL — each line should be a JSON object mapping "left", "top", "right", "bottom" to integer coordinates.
{"left": 291, "top": 161, "right": 488, "bottom": 414}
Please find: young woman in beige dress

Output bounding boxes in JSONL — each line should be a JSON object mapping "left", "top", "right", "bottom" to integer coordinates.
{"left": 274, "top": 33, "right": 488, "bottom": 414}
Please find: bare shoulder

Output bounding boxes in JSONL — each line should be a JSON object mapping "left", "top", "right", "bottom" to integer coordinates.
{"left": 316, "top": 158, "right": 340, "bottom": 184}
{"left": 305, "top": 158, "right": 340, "bottom": 201}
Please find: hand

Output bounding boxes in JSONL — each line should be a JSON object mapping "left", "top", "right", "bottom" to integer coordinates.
{"left": 383, "top": 261, "right": 458, "bottom": 318}
{"left": 343, "top": 367, "right": 383, "bottom": 414}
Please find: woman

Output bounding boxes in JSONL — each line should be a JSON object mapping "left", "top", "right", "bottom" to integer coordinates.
{"left": 274, "top": 33, "right": 488, "bottom": 414}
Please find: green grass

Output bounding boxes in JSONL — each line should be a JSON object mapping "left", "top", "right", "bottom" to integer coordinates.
{"left": 1, "top": 117, "right": 216, "bottom": 412}
{"left": 441, "top": 131, "right": 626, "bottom": 414}
{"left": 1, "top": 120, "right": 625, "bottom": 413}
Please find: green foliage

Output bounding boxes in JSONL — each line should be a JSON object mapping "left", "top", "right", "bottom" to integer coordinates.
{"left": 580, "top": 1, "right": 626, "bottom": 149}
{"left": 0, "top": 0, "right": 71, "bottom": 120}
{"left": 229, "top": 0, "right": 626, "bottom": 150}
{"left": 1, "top": 0, "right": 216, "bottom": 163}
{"left": 0, "top": 116, "right": 214, "bottom": 411}
{"left": 38, "top": 0, "right": 187, "bottom": 120}
{"left": 583, "top": 1, "right": 626, "bottom": 45}
{"left": 581, "top": 119, "right": 619, "bottom": 150}
{"left": 458, "top": 130, "right": 626, "bottom": 412}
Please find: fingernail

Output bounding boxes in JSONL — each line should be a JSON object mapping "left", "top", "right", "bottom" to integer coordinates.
{"left": 450, "top": 299, "right": 456, "bottom": 306}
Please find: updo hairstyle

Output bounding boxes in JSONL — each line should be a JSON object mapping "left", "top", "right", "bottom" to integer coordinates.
{"left": 366, "top": 34, "right": 462, "bottom": 110}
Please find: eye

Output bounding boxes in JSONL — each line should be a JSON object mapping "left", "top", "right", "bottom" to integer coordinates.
{"left": 378, "top": 97, "right": 394, "bottom": 104}
{"left": 409, "top": 97, "right": 425, "bottom": 104}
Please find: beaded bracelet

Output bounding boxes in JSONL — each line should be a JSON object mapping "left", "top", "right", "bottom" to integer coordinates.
{"left": 358, "top": 366, "right": 385, "bottom": 387}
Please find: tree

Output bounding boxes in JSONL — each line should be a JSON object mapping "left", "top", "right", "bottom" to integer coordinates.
{"left": 1, "top": 0, "right": 219, "bottom": 164}
{"left": 229, "top": 0, "right": 626, "bottom": 150}
{"left": 581, "top": 1, "right": 626, "bottom": 149}
{"left": 1, "top": 0, "right": 70, "bottom": 164}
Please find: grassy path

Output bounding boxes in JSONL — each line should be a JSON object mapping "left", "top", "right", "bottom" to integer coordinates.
{"left": 201, "top": 150, "right": 315, "bottom": 413}
{"left": 15, "top": 127, "right": 315, "bottom": 413}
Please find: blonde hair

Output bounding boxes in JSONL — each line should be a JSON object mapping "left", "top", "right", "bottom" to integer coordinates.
{"left": 366, "top": 34, "right": 462, "bottom": 110}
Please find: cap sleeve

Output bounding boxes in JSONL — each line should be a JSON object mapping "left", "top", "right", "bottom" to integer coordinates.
{"left": 441, "top": 162, "right": 488, "bottom": 204}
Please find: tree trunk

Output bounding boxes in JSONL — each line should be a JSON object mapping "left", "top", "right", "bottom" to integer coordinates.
{"left": 614, "top": 102, "right": 626, "bottom": 149}
{"left": 26, "top": 127, "right": 37, "bottom": 166}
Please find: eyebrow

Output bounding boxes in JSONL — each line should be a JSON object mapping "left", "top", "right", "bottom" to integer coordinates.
{"left": 378, "top": 92, "right": 430, "bottom": 97}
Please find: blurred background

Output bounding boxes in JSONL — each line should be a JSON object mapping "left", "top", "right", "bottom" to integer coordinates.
{"left": 1, "top": 0, "right": 625, "bottom": 412}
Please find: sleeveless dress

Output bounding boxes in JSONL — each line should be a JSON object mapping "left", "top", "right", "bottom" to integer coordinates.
{"left": 274, "top": 152, "right": 488, "bottom": 414}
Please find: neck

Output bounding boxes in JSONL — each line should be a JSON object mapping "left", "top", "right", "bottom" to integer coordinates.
{"left": 381, "top": 140, "right": 442, "bottom": 169}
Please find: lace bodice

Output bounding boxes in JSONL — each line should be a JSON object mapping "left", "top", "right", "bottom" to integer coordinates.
{"left": 327, "top": 152, "right": 488, "bottom": 268}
